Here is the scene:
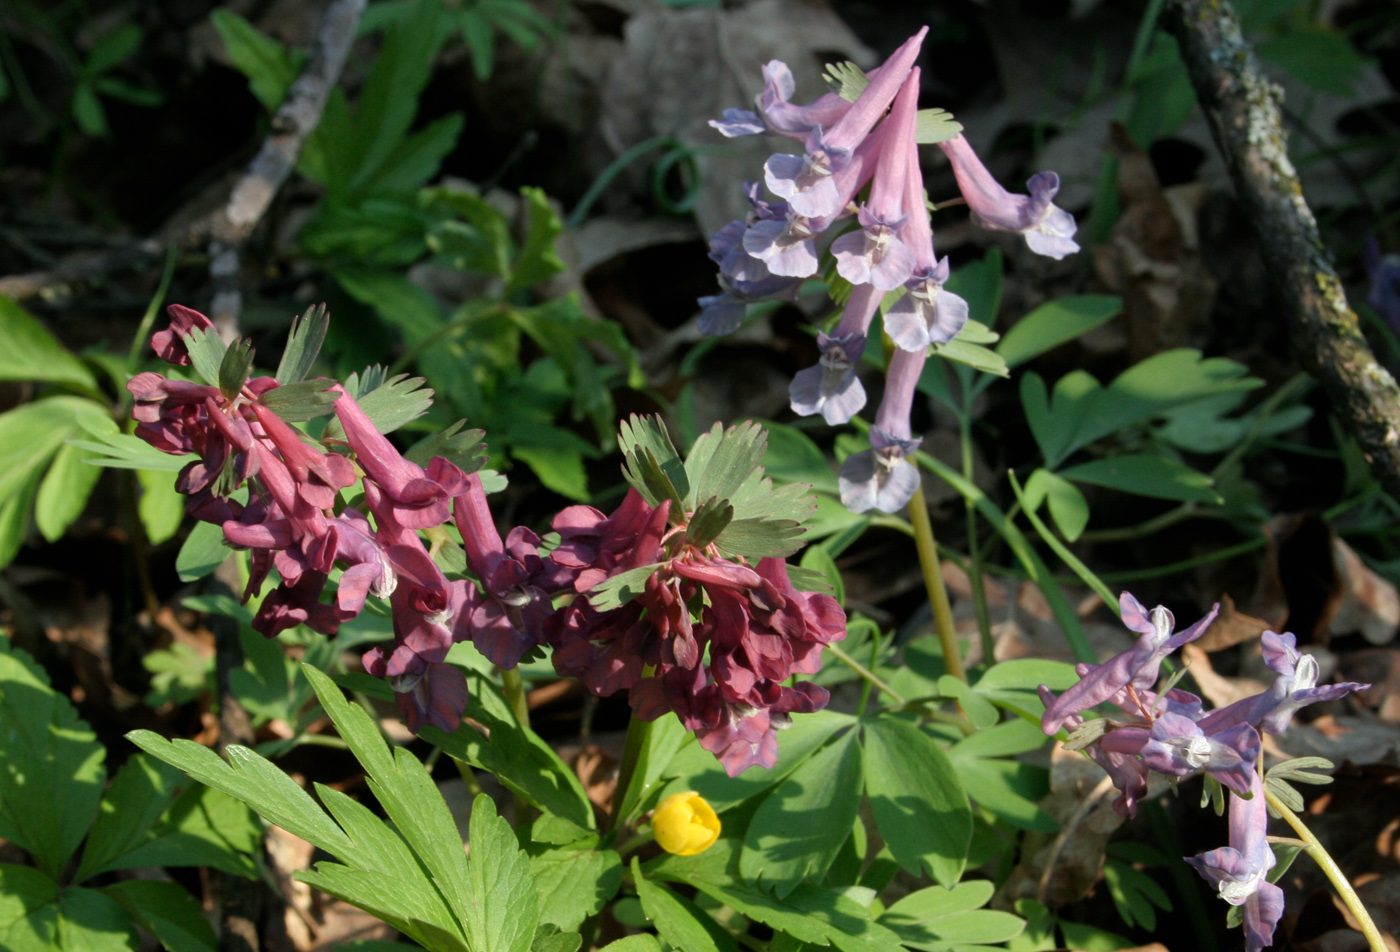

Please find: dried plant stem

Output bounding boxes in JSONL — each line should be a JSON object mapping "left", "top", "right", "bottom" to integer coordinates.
{"left": 1263, "top": 788, "right": 1386, "bottom": 952}
{"left": 908, "top": 484, "right": 965, "bottom": 683}
{"left": 1163, "top": 0, "right": 1400, "bottom": 502}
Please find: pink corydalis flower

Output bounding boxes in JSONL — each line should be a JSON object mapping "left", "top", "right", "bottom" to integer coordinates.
{"left": 939, "top": 133, "right": 1079, "bottom": 259}
{"left": 788, "top": 284, "right": 883, "bottom": 425}
{"left": 764, "top": 28, "right": 927, "bottom": 220}
{"left": 330, "top": 385, "right": 469, "bottom": 530}
{"left": 883, "top": 148, "right": 969, "bottom": 351}
{"left": 831, "top": 69, "right": 921, "bottom": 292}
{"left": 150, "top": 304, "right": 213, "bottom": 366}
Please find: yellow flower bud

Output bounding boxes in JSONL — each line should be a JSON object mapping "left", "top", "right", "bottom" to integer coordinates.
{"left": 652, "top": 791, "right": 721, "bottom": 856}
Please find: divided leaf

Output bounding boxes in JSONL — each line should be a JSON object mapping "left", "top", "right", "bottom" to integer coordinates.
{"left": 275, "top": 304, "right": 331, "bottom": 384}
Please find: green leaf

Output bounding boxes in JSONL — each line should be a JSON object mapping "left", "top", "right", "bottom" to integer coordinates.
{"left": 0, "top": 863, "right": 59, "bottom": 950}
{"left": 1102, "top": 859, "right": 1171, "bottom": 931}
{"left": 70, "top": 415, "right": 187, "bottom": 472}
{"left": 618, "top": 711, "right": 689, "bottom": 823}
{"left": 862, "top": 716, "right": 971, "bottom": 888}
{"left": 995, "top": 296, "right": 1122, "bottom": 369}
{"left": 913, "top": 108, "right": 962, "bottom": 145}
{"left": 1257, "top": 24, "right": 1372, "bottom": 96}
{"left": 77, "top": 755, "right": 183, "bottom": 881}
{"left": 533, "top": 930, "right": 583, "bottom": 952}
{"left": 931, "top": 339, "right": 1008, "bottom": 378}
{"left": 176, "top": 518, "right": 230, "bottom": 582}
{"left": 182, "top": 325, "right": 229, "bottom": 388}
{"left": 1266, "top": 756, "right": 1335, "bottom": 786}
{"left": 755, "top": 420, "right": 837, "bottom": 494}
{"left": 56, "top": 886, "right": 137, "bottom": 950}
{"left": 466, "top": 793, "right": 541, "bottom": 952}
{"left": 210, "top": 10, "right": 302, "bottom": 111}
{"left": 741, "top": 729, "right": 863, "bottom": 897}
{"left": 85, "top": 24, "right": 143, "bottom": 75}
{"left": 0, "top": 297, "right": 99, "bottom": 391}
{"left": 113, "top": 783, "right": 259, "bottom": 878}
{"left": 1021, "top": 469, "right": 1089, "bottom": 543}
{"left": 800, "top": 544, "right": 844, "bottom": 607}
{"left": 127, "top": 729, "right": 354, "bottom": 854}
{"left": 0, "top": 643, "right": 106, "bottom": 879}
{"left": 424, "top": 671, "right": 595, "bottom": 829}
{"left": 92, "top": 76, "right": 161, "bottom": 107}
{"left": 685, "top": 496, "right": 735, "bottom": 549}
{"left": 881, "top": 881, "right": 1024, "bottom": 949}
{"left": 634, "top": 859, "right": 741, "bottom": 952}
{"left": 1060, "top": 454, "right": 1221, "bottom": 504}
{"left": 218, "top": 338, "right": 255, "bottom": 399}
{"left": 621, "top": 415, "right": 688, "bottom": 511}
{"left": 936, "top": 675, "right": 999, "bottom": 729}
{"left": 655, "top": 711, "right": 855, "bottom": 815}
{"left": 458, "top": 8, "right": 496, "bottom": 80}
{"left": 586, "top": 563, "right": 662, "bottom": 611}
{"left": 514, "top": 444, "right": 590, "bottom": 502}
{"left": 511, "top": 186, "right": 566, "bottom": 291}
{"left": 34, "top": 440, "right": 103, "bottom": 542}
{"left": 364, "top": 113, "right": 464, "bottom": 194}
{"left": 531, "top": 847, "right": 621, "bottom": 932}
{"left": 599, "top": 937, "right": 662, "bottom": 952}
{"left": 275, "top": 304, "right": 330, "bottom": 384}
{"left": 256, "top": 378, "right": 340, "bottom": 422}
{"left": 71, "top": 83, "right": 109, "bottom": 136}
{"left": 102, "top": 880, "right": 216, "bottom": 952}
{"left": 136, "top": 468, "right": 184, "bottom": 545}
{"left": 824, "top": 60, "right": 868, "bottom": 100}
{"left": 322, "top": 373, "right": 433, "bottom": 438}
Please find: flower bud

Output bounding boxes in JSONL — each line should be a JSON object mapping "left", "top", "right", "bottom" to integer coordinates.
{"left": 652, "top": 791, "right": 721, "bottom": 856}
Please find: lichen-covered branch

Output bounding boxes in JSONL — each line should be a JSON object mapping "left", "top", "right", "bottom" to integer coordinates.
{"left": 208, "top": 0, "right": 367, "bottom": 336}
{"left": 1163, "top": 0, "right": 1400, "bottom": 501}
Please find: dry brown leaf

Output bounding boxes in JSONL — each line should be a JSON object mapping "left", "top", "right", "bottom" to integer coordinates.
{"left": 592, "top": 0, "right": 872, "bottom": 237}
{"left": 1195, "top": 593, "right": 1273, "bottom": 652}
{"left": 1091, "top": 125, "right": 1217, "bottom": 363}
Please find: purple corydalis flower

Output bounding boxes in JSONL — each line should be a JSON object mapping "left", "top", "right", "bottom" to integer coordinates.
{"left": 710, "top": 61, "right": 856, "bottom": 141}
{"left": 831, "top": 70, "right": 921, "bottom": 291}
{"left": 884, "top": 256, "right": 969, "bottom": 351}
{"left": 764, "top": 29, "right": 927, "bottom": 220}
{"left": 839, "top": 425, "right": 922, "bottom": 514}
{"left": 1186, "top": 772, "right": 1284, "bottom": 952}
{"left": 1200, "top": 629, "right": 1370, "bottom": 736}
{"left": 1138, "top": 712, "right": 1260, "bottom": 796}
{"left": 939, "top": 134, "right": 1080, "bottom": 260}
{"left": 1040, "top": 592, "right": 1220, "bottom": 734}
{"left": 789, "top": 331, "right": 867, "bottom": 425}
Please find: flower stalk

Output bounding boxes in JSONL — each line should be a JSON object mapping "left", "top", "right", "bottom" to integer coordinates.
{"left": 908, "top": 484, "right": 965, "bottom": 683}
{"left": 1264, "top": 788, "right": 1387, "bottom": 952}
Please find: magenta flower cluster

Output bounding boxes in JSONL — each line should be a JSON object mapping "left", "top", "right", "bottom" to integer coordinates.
{"left": 131, "top": 306, "right": 846, "bottom": 775}
{"left": 1038, "top": 592, "right": 1369, "bottom": 952}
{"left": 704, "top": 28, "right": 1079, "bottom": 515}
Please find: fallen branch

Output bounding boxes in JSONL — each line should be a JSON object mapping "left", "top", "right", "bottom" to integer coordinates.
{"left": 208, "top": 0, "right": 368, "bottom": 337}
{"left": 1162, "top": 0, "right": 1400, "bottom": 501}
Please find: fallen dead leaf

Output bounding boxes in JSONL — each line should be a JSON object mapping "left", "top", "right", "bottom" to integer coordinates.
{"left": 1194, "top": 592, "right": 1273, "bottom": 652}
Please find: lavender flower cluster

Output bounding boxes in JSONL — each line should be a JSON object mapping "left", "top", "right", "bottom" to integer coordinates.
{"left": 1038, "top": 593, "right": 1370, "bottom": 952}
{"left": 131, "top": 306, "right": 846, "bottom": 775}
{"left": 703, "top": 28, "right": 1079, "bottom": 514}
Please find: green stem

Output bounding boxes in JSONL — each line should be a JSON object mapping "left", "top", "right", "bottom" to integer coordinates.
{"left": 126, "top": 244, "right": 178, "bottom": 375}
{"left": 1264, "top": 788, "right": 1387, "bottom": 952}
{"left": 855, "top": 626, "right": 882, "bottom": 717}
{"left": 826, "top": 642, "right": 905, "bottom": 708}
{"left": 501, "top": 668, "right": 532, "bottom": 821}
{"left": 610, "top": 712, "right": 653, "bottom": 830}
{"left": 908, "top": 484, "right": 966, "bottom": 683}
{"left": 1007, "top": 470, "right": 1116, "bottom": 609}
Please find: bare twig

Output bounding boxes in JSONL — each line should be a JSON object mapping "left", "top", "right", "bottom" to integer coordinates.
{"left": 208, "top": 0, "right": 367, "bottom": 338}
{"left": 1162, "top": 0, "right": 1400, "bottom": 501}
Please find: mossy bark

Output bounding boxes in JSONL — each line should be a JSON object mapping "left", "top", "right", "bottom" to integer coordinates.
{"left": 1164, "top": 0, "right": 1400, "bottom": 500}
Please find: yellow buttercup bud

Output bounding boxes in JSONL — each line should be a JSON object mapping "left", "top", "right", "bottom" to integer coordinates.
{"left": 652, "top": 791, "right": 721, "bottom": 856}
